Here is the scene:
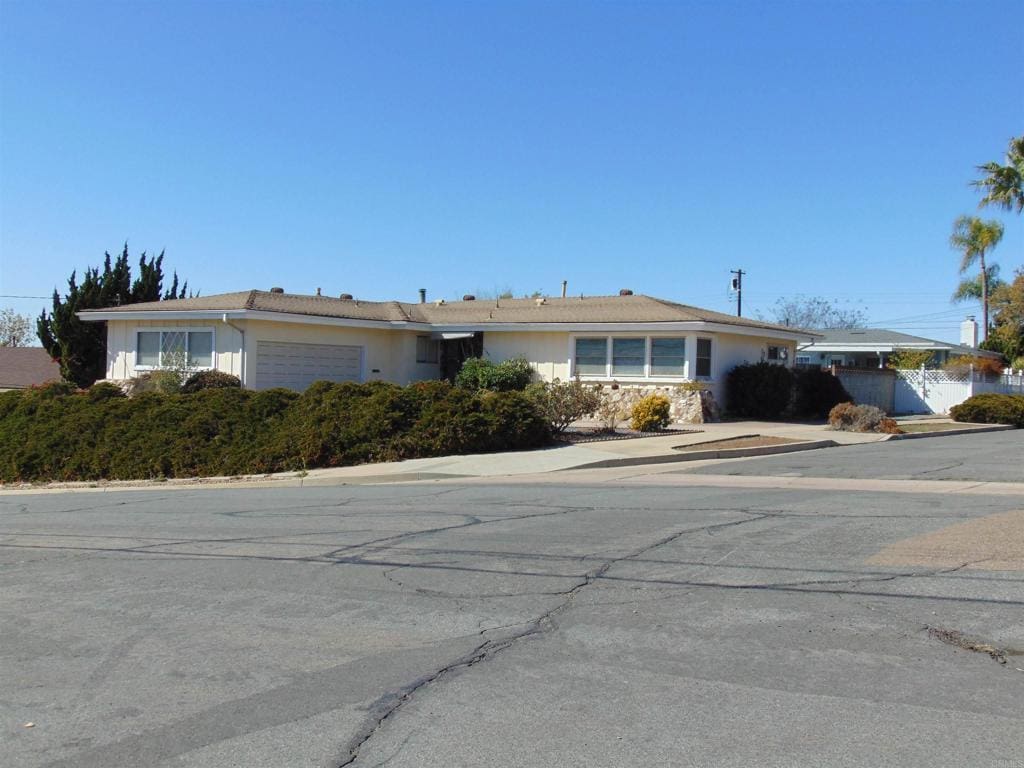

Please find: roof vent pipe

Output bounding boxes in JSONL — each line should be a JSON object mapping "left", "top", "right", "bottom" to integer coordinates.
{"left": 270, "top": 287, "right": 284, "bottom": 294}
{"left": 339, "top": 293, "right": 353, "bottom": 300}
{"left": 619, "top": 289, "right": 633, "bottom": 296}
{"left": 561, "top": 280, "right": 567, "bottom": 298}
{"left": 418, "top": 288, "right": 427, "bottom": 304}
{"left": 462, "top": 294, "right": 476, "bottom": 301}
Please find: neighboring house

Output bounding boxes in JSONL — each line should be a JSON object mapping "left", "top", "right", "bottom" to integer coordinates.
{"left": 797, "top": 321, "right": 1001, "bottom": 369}
{"left": 78, "top": 288, "right": 818, "bottom": 409}
{"left": 0, "top": 347, "right": 61, "bottom": 391}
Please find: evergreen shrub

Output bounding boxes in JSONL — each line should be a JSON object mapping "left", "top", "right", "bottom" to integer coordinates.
{"left": 630, "top": 394, "right": 671, "bottom": 431}
{"left": 949, "top": 394, "right": 1024, "bottom": 427}
{"left": 790, "top": 367, "right": 852, "bottom": 418}
{"left": 0, "top": 380, "right": 550, "bottom": 483}
{"left": 181, "top": 370, "right": 242, "bottom": 393}
{"left": 725, "top": 363, "right": 793, "bottom": 418}
{"left": 455, "top": 357, "right": 534, "bottom": 391}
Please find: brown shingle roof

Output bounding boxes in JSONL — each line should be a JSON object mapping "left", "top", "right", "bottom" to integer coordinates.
{"left": 0, "top": 347, "right": 61, "bottom": 389}
{"left": 80, "top": 290, "right": 810, "bottom": 334}
{"left": 80, "top": 290, "right": 413, "bottom": 322}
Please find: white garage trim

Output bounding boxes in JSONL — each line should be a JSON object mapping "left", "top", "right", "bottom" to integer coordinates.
{"left": 255, "top": 340, "right": 364, "bottom": 391}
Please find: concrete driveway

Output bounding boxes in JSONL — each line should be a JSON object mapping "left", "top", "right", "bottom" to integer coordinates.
{"left": 1, "top": 432, "right": 1022, "bottom": 767}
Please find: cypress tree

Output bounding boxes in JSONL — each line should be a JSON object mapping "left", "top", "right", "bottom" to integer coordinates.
{"left": 37, "top": 244, "right": 189, "bottom": 387}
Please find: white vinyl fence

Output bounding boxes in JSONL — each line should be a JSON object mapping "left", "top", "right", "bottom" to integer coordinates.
{"left": 894, "top": 367, "right": 1024, "bottom": 415}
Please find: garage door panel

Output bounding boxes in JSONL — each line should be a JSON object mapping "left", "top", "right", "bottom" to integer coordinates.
{"left": 255, "top": 341, "right": 363, "bottom": 390}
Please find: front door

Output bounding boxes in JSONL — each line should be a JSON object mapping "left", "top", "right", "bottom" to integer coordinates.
{"left": 440, "top": 332, "right": 484, "bottom": 382}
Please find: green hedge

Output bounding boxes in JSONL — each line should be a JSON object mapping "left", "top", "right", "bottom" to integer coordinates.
{"left": 949, "top": 393, "right": 1024, "bottom": 427}
{"left": 0, "top": 380, "right": 551, "bottom": 483}
{"left": 725, "top": 362, "right": 794, "bottom": 418}
{"left": 725, "top": 363, "right": 851, "bottom": 419}
{"left": 455, "top": 357, "right": 534, "bottom": 391}
{"left": 790, "top": 367, "right": 852, "bottom": 419}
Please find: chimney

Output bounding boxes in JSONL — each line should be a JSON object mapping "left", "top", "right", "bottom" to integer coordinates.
{"left": 960, "top": 315, "right": 978, "bottom": 348}
{"left": 270, "top": 287, "right": 284, "bottom": 294}
{"left": 418, "top": 288, "right": 427, "bottom": 304}
{"left": 561, "top": 280, "right": 567, "bottom": 298}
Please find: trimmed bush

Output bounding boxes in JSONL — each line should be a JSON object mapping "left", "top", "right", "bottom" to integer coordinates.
{"left": 181, "top": 370, "right": 242, "bottom": 393}
{"left": 630, "top": 394, "right": 671, "bottom": 432}
{"left": 456, "top": 357, "right": 534, "bottom": 392}
{"left": 726, "top": 363, "right": 793, "bottom": 419}
{"left": 790, "top": 367, "right": 851, "bottom": 419}
{"left": 0, "top": 380, "right": 551, "bottom": 483}
{"left": 828, "top": 402, "right": 887, "bottom": 432}
{"left": 950, "top": 394, "right": 1024, "bottom": 427}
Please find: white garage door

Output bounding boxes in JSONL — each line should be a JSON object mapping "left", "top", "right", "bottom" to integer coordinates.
{"left": 255, "top": 341, "right": 363, "bottom": 391}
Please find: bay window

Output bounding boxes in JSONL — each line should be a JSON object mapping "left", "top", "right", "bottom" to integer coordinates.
{"left": 573, "top": 335, "right": 699, "bottom": 379}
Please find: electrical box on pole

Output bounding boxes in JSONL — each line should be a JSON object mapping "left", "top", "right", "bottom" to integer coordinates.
{"left": 730, "top": 269, "right": 745, "bottom": 317}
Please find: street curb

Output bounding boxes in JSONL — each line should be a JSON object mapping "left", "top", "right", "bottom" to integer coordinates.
{"left": 883, "top": 423, "right": 1016, "bottom": 441}
{"left": 560, "top": 439, "right": 840, "bottom": 470}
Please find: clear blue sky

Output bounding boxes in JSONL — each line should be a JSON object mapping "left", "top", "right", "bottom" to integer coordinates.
{"left": 1, "top": 0, "right": 1021, "bottom": 342}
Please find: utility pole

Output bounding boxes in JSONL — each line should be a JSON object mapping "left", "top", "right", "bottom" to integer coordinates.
{"left": 730, "top": 269, "right": 745, "bottom": 317}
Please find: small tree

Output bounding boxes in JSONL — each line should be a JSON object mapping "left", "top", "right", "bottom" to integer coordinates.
{"left": 885, "top": 348, "right": 935, "bottom": 370}
{"left": 1, "top": 308, "right": 33, "bottom": 347}
{"left": 984, "top": 270, "right": 1024, "bottom": 363}
{"left": 526, "top": 379, "right": 601, "bottom": 434}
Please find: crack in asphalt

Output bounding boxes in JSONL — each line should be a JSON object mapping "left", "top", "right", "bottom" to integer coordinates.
{"left": 334, "top": 511, "right": 768, "bottom": 766}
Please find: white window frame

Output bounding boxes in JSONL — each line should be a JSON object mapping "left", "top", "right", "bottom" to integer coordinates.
{"left": 649, "top": 336, "right": 687, "bottom": 378}
{"left": 134, "top": 327, "right": 217, "bottom": 371}
{"left": 570, "top": 333, "right": 693, "bottom": 381}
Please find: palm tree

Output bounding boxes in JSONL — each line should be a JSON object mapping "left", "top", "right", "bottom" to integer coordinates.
{"left": 950, "top": 216, "right": 1004, "bottom": 340}
{"left": 951, "top": 264, "right": 1004, "bottom": 303}
{"left": 972, "top": 135, "right": 1024, "bottom": 214}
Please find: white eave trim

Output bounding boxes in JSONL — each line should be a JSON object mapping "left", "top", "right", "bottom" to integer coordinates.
{"left": 430, "top": 321, "right": 817, "bottom": 342}
{"left": 78, "top": 308, "right": 433, "bottom": 331}
{"left": 78, "top": 309, "right": 817, "bottom": 341}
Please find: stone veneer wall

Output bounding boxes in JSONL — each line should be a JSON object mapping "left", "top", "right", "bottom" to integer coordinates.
{"left": 592, "top": 384, "right": 720, "bottom": 424}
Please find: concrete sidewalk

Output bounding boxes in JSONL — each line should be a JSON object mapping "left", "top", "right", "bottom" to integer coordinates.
{"left": 291, "top": 420, "right": 886, "bottom": 483}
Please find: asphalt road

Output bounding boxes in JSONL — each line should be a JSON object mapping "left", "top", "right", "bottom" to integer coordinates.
{"left": 2, "top": 433, "right": 1023, "bottom": 768}
{"left": 675, "top": 429, "right": 1024, "bottom": 483}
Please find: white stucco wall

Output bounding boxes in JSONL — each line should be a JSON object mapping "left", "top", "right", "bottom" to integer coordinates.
{"left": 103, "top": 320, "right": 798, "bottom": 407}
{"left": 104, "top": 319, "right": 441, "bottom": 388}
{"left": 481, "top": 331, "right": 571, "bottom": 382}
{"left": 711, "top": 333, "right": 795, "bottom": 405}
{"left": 105, "top": 319, "right": 244, "bottom": 381}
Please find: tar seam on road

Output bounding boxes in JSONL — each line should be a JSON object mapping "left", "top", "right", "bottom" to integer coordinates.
{"left": 334, "top": 511, "right": 769, "bottom": 767}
